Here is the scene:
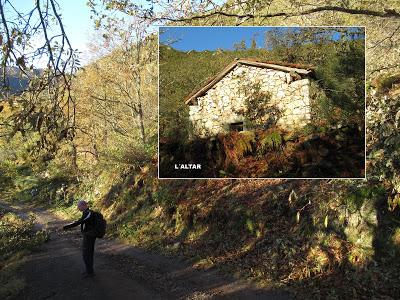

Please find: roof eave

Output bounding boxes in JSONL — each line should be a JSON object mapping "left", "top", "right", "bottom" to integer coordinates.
{"left": 185, "top": 60, "right": 313, "bottom": 105}
{"left": 238, "top": 60, "right": 312, "bottom": 75}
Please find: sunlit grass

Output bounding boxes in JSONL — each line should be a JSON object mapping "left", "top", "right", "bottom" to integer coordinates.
{"left": 0, "top": 210, "right": 48, "bottom": 299}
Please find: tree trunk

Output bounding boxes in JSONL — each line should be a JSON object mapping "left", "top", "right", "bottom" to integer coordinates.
{"left": 71, "top": 142, "right": 78, "bottom": 170}
{"left": 137, "top": 101, "right": 146, "bottom": 144}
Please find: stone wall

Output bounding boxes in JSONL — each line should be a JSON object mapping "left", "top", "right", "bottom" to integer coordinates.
{"left": 189, "top": 64, "right": 311, "bottom": 137}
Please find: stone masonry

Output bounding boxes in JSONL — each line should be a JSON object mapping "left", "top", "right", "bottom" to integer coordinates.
{"left": 188, "top": 64, "right": 311, "bottom": 137}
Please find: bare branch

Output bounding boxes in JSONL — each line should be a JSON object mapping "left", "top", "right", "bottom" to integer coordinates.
{"left": 152, "top": 5, "right": 400, "bottom": 23}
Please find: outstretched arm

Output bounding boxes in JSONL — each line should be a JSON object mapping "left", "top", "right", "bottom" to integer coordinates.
{"left": 63, "top": 211, "right": 92, "bottom": 230}
{"left": 63, "top": 219, "right": 81, "bottom": 230}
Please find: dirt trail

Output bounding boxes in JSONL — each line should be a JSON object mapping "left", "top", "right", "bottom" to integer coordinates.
{"left": 2, "top": 201, "right": 292, "bottom": 300}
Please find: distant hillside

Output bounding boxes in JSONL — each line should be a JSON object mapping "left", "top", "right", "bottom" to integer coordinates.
{"left": 0, "top": 67, "right": 42, "bottom": 96}
{"left": 159, "top": 44, "right": 278, "bottom": 105}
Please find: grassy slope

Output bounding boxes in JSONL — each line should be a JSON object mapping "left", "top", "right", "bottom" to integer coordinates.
{"left": 0, "top": 207, "right": 48, "bottom": 299}
{"left": 72, "top": 162, "right": 399, "bottom": 299}
{"left": 1, "top": 147, "right": 400, "bottom": 299}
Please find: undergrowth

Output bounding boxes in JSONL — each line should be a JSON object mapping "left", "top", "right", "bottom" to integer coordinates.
{"left": 1, "top": 148, "right": 396, "bottom": 299}
{"left": 104, "top": 179, "right": 400, "bottom": 299}
{"left": 160, "top": 124, "right": 364, "bottom": 178}
{"left": 0, "top": 209, "right": 48, "bottom": 300}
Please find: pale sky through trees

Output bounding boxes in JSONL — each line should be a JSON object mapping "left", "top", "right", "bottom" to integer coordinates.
{"left": 8, "top": 0, "right": 93, "bottom": 66}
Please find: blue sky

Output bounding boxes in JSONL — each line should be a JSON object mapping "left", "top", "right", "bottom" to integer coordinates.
{"left": 4, "top": 2, "right": 364, "bottom": 64}
{"left": 8, "top": 0, "right": 157, "bottom": 66}
{"left": 160, "top": 27, "right": 269, "bottom": 51}
{"left": 10, "top": 1, "right": 95, "bottom": 65}
{"left": 159, "top": 26, "right": 364, "bottom": 52}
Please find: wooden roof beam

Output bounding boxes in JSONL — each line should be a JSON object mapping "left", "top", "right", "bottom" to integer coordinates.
{"left": 238, "top": 60, "right": 312, "bottom": 75}
{"left": 185, "top": 60, "right": 313, "bottom": 105}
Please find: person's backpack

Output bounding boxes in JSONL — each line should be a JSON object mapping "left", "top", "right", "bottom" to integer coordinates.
{"left": 92, "top": 211, "right": 107, "bottom": 238}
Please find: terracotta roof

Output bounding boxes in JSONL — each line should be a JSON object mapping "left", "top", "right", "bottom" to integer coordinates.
{"left": 185, "top": 58, "right": 314, "bottom": 105}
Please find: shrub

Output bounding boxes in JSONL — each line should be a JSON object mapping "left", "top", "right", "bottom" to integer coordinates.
{"left": 219, "top": 131, "right": 255, "bottom": 167}
{"left": 0, "top": 210, "right": 48, "bottom": 299}
{"left": 237, "top": 81, "right": 281, "bottom": 129}
{"left": 0, "top": 213, "right": 48, "bottom": 259}
{"left": 257, "top": 130, "right": 283, "bottom": 154}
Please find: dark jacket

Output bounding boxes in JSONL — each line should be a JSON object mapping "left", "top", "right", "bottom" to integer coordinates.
{"left": 63, "top": 208, "right": 96, "bottom": 236}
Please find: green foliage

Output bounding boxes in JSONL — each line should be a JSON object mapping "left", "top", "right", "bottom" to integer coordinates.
{"left": 313, "top": 39, "right": 365, "bottom": 127}
{"left": 238, "top": 81, "right": 278, "bottom": 127}
{"left": 117, "top": 202, "right": 167, "bottom": 249}
{"left": 308, "top": 80, "right": 336, "bottom": 127}
{"left": 0, "top": 213, "right": 48, "bottom": 260}
{"left": 152, "top": 185, "right": 177, "bottom": 208}
{"left": 0, "top": 157, "right": 78, "bottom": 213}
{"left": 245, "top": 218, "right": 254, "bottom": 233}
{"left": 220, "top": 131, "right": 255, "bottom": 167}
{"left": 258, "top": 130, "right": 282, "bottom": 153}
{"left": 0, "top": 210, "right": 48, "bottom": 299}
{"left": 0, "top": 11, "right": 394, "bottom": 300}
{"left": 300, "top": 123, "right": 329, "bottom": 136}
{"left": 233, "top": 39, "right": 247, "bottom": 51}
{"left": 0, "top": 161, "right": 17, "bottom": 192}
{"left": 234, "top": 131, "right": 255, "bottom": 154}
{"left": 368, "top": 93, "right": 400, "bottom": 198}
{"left": 344, "top": 185, "right": 386, "bottom": 212}
{"left": 264, "top": 29, "right": 365, "bottom": 128}
{"left": 103, "top": 144, "right": 154, "bottom": 169}
{"left": 250, "top": 37, "right": 257, "bottom": 49}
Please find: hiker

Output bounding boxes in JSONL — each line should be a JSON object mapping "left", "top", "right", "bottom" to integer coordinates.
{"left": 62, "top": 200, "right": 97, "bottom": 278}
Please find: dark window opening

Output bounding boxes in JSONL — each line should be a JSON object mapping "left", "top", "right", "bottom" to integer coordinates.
{"left": 229, "top": 122, "right": 244, "bottom": 132}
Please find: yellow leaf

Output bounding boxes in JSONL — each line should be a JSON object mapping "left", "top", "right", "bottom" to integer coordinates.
{"left": 324, "top": 215, "right": 328, "bottom": 228}
{"left": 289, "top": 190, "right": 298, "bottom": 204}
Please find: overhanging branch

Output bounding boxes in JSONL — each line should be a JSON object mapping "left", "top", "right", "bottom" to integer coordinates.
{"left": 153, "top": 6, "right": 400, "bottom": 23}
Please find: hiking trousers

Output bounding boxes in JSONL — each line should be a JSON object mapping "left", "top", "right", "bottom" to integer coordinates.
{"left": 82, "top": 235, "right": 96, "bottom": 274}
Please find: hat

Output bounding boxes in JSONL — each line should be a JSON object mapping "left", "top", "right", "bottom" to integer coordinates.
{"left": 77, "top": 200, "right": 88, "bottom": 209}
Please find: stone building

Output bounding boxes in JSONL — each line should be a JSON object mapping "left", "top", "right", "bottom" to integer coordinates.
{"left": 185, "top": 58, "right": 314, "bottom": 137}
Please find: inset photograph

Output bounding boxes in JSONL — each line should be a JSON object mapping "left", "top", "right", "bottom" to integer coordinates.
{"left": 158, "top": 26, "right": 365, "bottom": 179}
